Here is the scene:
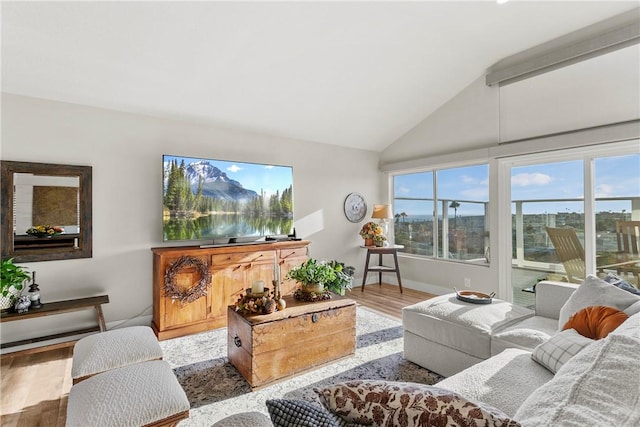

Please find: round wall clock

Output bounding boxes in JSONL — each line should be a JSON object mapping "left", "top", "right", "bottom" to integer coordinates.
{"left": 344, "top": 192, "right": 367, "bottom": 223}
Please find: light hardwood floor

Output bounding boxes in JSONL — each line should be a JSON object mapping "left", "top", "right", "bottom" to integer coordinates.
{"left": 0, "top": 283, "right": 434, "bottom": 427}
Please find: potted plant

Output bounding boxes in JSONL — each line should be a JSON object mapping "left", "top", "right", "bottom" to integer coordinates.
{"left": 373, "top": 234, "right": 387, "bottom": 247}
{"left": 286, "top": 258, "right": 355, "bottom": 296}
{"left": 360, "top": 221, "right": 383, "bottom": 246}
{"left": 326, "top": 260, "right": 355, "bottom": 295}
{"left": 1, "top": 258, "right": 30, "bottom": 311}
{"left": 26, "top": 225, "right": 64, "bottom": 237}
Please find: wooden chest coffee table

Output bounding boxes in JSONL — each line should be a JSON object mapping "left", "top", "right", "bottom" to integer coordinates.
{"left": 227, "top": 294, "right": 356, "bottom": 388}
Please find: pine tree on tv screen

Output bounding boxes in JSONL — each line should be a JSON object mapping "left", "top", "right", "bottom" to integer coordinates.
{"left": 162, "top": 155, "right": 293, "bottom": 242}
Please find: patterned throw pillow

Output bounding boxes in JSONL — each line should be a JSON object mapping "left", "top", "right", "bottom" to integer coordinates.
{"left": 531, "top": 328, "right": 593, "bottom": 374}
{"left": 562, "top": 305, "right": 628, "bottom": 340}
{"left": 314, "top": 380, "right": 520, "bottom": 427}
{"left": 266, "top": 399, "right": 342, "bottom": 427}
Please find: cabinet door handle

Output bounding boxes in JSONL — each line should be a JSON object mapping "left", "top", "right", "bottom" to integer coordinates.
{"left": 282, "top": 252, "right": 296, "bottom": 259}
{"left": 250, "top": 254, "right": 264, "bottom": 262}
{"left": 312, "top": 313, "right": 319, "bottom": 323}
{"left": 234, "top": 335, "right": 242, "bottom": 347}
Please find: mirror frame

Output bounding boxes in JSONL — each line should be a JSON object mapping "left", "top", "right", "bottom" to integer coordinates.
{"left": 1, "top": 160, "right": 92, "bottom": 262}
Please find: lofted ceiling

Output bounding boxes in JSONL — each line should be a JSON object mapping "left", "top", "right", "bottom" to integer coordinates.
{"left": 1, "top": 1, "right": 637, "bottom": 152}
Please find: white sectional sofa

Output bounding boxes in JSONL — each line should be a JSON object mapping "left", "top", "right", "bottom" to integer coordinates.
{"left": 404, "top": 275, "right": 640, "bottom": 425}
{"left": 218, "top": 275, "right": 640, "bottom": 426}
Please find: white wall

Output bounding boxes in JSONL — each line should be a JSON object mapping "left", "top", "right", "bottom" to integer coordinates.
{"left": 0, "top": 93, "right": 382, "bottom": 347}
{"left": 380, "top": 49, "right": 640, "bottom": 297}
{"left": 379, "top": 75, "right": 499, "bottom": 165}
{"left": 499, "top": 45, "right": 640, "bottom": 142}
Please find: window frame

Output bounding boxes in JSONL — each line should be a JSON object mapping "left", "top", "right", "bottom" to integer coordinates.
{"left": 391, "top": 160, "right": 490, "bottom": 265}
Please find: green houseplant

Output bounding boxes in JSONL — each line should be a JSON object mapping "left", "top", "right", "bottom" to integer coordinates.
{"left": 286, "top": 258, "right": 355, "bottom": 295}
{"left": 1, "top": 258, "right": 30, "bottom": 310}
{"left": 373, "top": 234, "right": 387, "bottom": 247}
{"left": 326, "top": 260, "right": 355, "bottom": 295}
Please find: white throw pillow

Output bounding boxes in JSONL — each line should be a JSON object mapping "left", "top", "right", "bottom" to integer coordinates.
{"left": 515, "top": 334, "right": 640, "bottom": 426}
{"left": 624, "top": 300, "right": 640, "bottom": 316}
{"left": 557, "top": 275, "right": 640, "bottom": 329}
{"left": 611, "top": 312, "right": 640, "bottom": 338}
{"left": 531, "top": 329, "right": 593, "bottom": 374}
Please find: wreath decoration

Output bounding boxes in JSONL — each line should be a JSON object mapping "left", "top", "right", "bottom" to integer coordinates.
{"left": 163, "top": 256, "right": 210, "bottom": 305}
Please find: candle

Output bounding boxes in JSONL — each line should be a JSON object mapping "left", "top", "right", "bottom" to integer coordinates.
{"left": 274, "top": 257, "right": 280, "bottom": 283}
{"left": 273, "top": 257, "right": 280, "bottom": 298}
{"left": 251, "top": 280, "right": 264, "bottom": 294}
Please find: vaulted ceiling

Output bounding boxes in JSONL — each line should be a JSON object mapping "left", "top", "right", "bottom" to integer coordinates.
{"left": 2, "top": 1, "right": 637, "bottom": 151}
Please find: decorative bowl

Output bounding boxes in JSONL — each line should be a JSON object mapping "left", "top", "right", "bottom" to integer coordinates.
{"left": 455, "top": 290, "right": 494, "bottom": 304}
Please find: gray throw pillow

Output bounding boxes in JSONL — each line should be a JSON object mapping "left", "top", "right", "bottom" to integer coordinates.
{"left": 603, "top": 272, "right": 640, "bottom": 296}
{"left": 266, "top": 399, "right": 342, "bottom": 427}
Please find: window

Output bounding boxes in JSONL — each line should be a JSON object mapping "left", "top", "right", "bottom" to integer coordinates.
{"left": 393, "top": 164, "right": 489, "bottom": 263}
{"left": 503, "top": 147, "right": 639, "bottom": 307}
{"left": 511, "top": 159, "right": 584, "bottom": 266}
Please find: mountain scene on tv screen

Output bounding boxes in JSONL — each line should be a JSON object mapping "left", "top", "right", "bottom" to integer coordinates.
{"left": 163, "top": 159, "right": 293, "bottom": 241}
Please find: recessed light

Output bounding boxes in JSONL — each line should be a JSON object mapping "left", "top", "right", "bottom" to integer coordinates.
{"left": 497, "top": 0, "right": 510, "bottom": 4}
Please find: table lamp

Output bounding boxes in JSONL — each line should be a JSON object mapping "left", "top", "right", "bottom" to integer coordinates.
{"left": 371, "top": 204, "right": 393, "bottom": 236}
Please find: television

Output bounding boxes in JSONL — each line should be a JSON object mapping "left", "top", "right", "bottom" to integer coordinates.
{"left": 162, "top": 155, "right": 294, "bottom": 244}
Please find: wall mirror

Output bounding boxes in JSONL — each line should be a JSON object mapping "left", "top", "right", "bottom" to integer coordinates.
{"left": 1, "top": 161, "right": 92, "bottom": 262}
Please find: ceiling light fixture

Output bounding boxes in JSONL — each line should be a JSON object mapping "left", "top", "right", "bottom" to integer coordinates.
{"left": 497, "top": 0, "right": 510, "bottom": 4}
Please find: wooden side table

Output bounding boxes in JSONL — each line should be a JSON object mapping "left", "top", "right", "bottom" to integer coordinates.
{"left": 361, "top": 246, "right": 403, "bottom": 293}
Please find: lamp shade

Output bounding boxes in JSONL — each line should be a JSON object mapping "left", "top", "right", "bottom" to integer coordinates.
{"left": 371, "top": 204, "right": 393, "bottom": 219}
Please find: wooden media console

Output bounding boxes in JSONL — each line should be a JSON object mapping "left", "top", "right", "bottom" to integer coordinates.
{"left": 151, "top": 240, "right": 310, "bottom": 340}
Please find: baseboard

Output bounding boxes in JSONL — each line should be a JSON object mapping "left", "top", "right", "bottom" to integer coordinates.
{"left": 354, "top": 275, "right": 451, "bottom": 296}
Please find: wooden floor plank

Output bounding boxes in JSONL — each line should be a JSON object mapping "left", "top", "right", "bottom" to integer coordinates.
{"left": 0, "top": 284, "right": 434, "bottom": 427}
{"left": 1, "top": 347, "right": 72, "bottom": 427}
{"left": 347, "top": 283, "right": 434, "bottom": 319}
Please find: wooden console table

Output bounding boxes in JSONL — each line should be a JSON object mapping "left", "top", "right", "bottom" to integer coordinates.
{"left": 0, "top": 295, "right": 109, "bottom": 350}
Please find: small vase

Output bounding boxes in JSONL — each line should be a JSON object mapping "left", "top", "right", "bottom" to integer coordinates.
{"left": 364, "top": 238, "right": 373, "bottom": 246}
{"left": 303, "top": 283, "right": 324, "bottom": 294}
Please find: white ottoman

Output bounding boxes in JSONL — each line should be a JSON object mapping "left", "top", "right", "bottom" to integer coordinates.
{"left": 403, "top": 294, "right": 533, "bottom": 377}
{"left": 72, "top": 325, "right": 163, "bottom": 383}
{"left": 67, "top": 360, "right": 190, "bottom": 427}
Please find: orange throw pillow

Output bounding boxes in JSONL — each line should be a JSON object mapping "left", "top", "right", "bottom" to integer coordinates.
{"left": 562, "top": 305, "right": 628, "bottom": 340}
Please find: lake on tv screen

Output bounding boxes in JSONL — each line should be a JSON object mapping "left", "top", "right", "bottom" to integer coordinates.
{"left": 163, "top": 214, "right": 293, "bottom": 241}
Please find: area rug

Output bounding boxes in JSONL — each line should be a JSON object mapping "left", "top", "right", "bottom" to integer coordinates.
{"left": 160, "top": 306, "right": 444, "bottom": 426}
